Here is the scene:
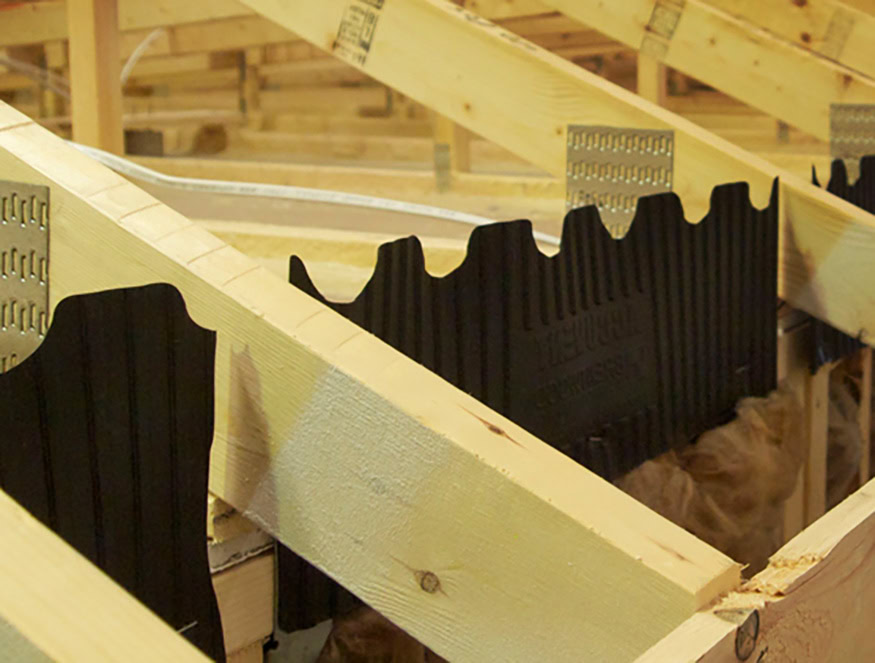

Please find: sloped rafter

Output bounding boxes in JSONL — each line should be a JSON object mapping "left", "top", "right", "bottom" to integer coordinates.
{"left": 0, "top": 102, "right": 740, "bottom": 662}
{"left": 237, "top": 0, "right": 875, "bottom": 342}
{"left": 699, "top": 0, "right": 875, "bottom": 80}
{"left": 539, "top": 0, "right": 875, "bottom": 142}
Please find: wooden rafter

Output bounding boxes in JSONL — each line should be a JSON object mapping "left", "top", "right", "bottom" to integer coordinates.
{"left": 699, "top": 0, "right": 875, "bottom": 80}
{"left": 0, "top": 101, "right": 741, "bottom": 662}
{"left": 236, "top": 0, "right": 875, "bottom": 342}
{"left": 539, "top": 0, "right": 875, "bottom": 142}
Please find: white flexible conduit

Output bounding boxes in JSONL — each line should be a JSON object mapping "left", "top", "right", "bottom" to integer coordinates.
{"left": 68, "top": 142, "right": 563, "bottom": 246}
{"left": 120, "top": 28, "right": 167, "bottom": 86}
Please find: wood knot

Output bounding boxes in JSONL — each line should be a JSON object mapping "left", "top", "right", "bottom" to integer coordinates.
{"left": 417, "top": 571, "right": 441, "bottom": 594}
{"left": 800, "top": 32, "right": 812, "bottom": 43}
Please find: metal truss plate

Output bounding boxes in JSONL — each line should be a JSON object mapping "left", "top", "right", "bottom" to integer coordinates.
{"left": 0, "top": 181, "right": 49, "bottom": 373}
{"left": 566, "top": 125, "right": 674, "bottom": 237}
{"left": 830, "top": 103, "right": 875, "bottom": 182}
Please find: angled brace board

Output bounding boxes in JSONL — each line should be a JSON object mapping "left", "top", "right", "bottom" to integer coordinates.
{"left": 0, "top": 488, "right": 211, "bottom": 663}
{"left": 809, "top": 156, "right": 874, "bottom": 370}
{"left": 239, "top": 0, "right": 875, "bottom": 344}
{"left": 0, "top": 102, "right": 742, "bottom": 663}
{"left": 0, "top": 283, "right": 225, "bottom": 661}
{"left": 539, "top": 0, "right": 875, "bottom": 142}
{"left": 290, "top": 183, "right": 779, "bottom": 481}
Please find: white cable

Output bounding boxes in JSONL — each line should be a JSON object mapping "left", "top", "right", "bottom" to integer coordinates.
{"left": 0, "top": 55, "right": 70, "bottom": 99}
{"left": 68, "top": 142, "right": 562, "bottom": 246}
{"left": 120, "top": 28, "right": 167, "bottom": 86}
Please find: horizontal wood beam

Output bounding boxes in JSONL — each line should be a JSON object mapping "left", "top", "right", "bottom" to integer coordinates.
{"left": 0, "top": 489, "right": 209, "bottom": 662}
{"left": 0, "top": 0, "right": 253, "bottom": 48}
{"left": 238, "top": 0, "right": 875, "bottom": 342}
{"left": 540, "top": 0, "right": 875, "bottom": 142}
{"left": 0, "top": 101, "right": 740, "bottom": 663}
{"left": 638, "top": 477, "right": 875, "bottom": 662}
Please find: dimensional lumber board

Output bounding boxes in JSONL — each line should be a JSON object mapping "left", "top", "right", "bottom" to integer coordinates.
{"left": 809, "top": 156, "right": 874, "bottom": 369}
{"left": 290, "top": 183, "right": 779, "bottom": 480}
{"left": 637, "top": 477, "right": 875, "bottom": 662}
{"left": 238, "top": 0, "right": 875, "bottom": 344}
{"left": 0, "top": 102, "right": 741, "bottom": 663}
{"left": 0, "top": 283, "right": 225, "bottom": 661}
{"left": 66, "top": 0, "right": 124, "bottom": 153}
{"left": 699, "top": 0, "right": 875, "bottom": 80}
{"left": 0, "top": 488, "right": 211, "bottom": 663}
{"left": 539, "top": 0, "right": 875, "bottom": 142}
{"left": 0, "top": 0, "right": 253, "bottom": 48}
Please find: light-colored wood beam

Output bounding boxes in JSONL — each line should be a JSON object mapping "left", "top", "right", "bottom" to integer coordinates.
{"left": 0, "top": 0, "right": 253, "bottom": 48}
{"left": 700, "top": 0, "right": 875, "bottom": 80}
{"left": 540, "top": 0, "right": 875, "bottom": 142}
{"left": 0, "top": 489, "right": 210, "bottom": 662}
{"left": 804, "top": 363, "right": 832, "bottom": 525}
{"left": 638, "top": 477, "right": 875, "bottom": 662}
{"left": 237, "top": 0, "right": 875, "bottom": 342}
{"left": 859, "top": 347, "right": 872, "bottom": 485}
{"left": 637, "top": 53, "right": 667, "bottom": 105}
{"left": 66, "top": 0, "right": 123, "bottom": 152}
{"left": 0, "top": 101, "right": 740, "bottom": 663}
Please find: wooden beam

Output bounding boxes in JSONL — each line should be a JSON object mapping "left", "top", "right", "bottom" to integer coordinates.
{"left": 67, "top": 0, "right": 123, "bottom": 152}
{"left": 0, "top": 0, "right": 253, "bottom": 48}
{"left": 804, "top": 363, "right": 832, "bottom": 525}
{"left": 859, "top": 347, "right": 872, "bottom": 485}
{"left": 0, "top": 102, "right": 740, "bottom": 663}
{"left": 636, "top": 53, "right": 666, "bottom": 105}
{"left": 638, "top": 477, "right": 875, "bottom": 662}
{"left": 213, "top": 552, "right": 274, "bottom": 656}
{"left": 540, "top": 0, "right": 875, "bottom": 142}
{"left": 700, "top": 0, "right": 875, "bottom": 80}
{"left": 0, "top": 489, "right": 209, "bottom": 662}
{"left": 433, "top": 112, "right": 472, "bottom": 174}
{"left": 237, "top": 0, "right": 875, "bottom": 342}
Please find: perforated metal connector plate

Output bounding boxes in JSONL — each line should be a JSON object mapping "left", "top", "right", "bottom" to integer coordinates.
{"left": 830, "top": 103, "right": 875, "bottom": 182}
{"left": 0, "top": 181, "right": 49, "bottom": 373}
{"left": 566, "top": 125, "right": 674, "bottom": 236}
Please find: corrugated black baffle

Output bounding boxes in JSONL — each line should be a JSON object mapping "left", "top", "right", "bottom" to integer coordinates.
{"left": 808, "top": 156, "right": 874, "bottom": 371}
{"left": 279, "top": 181, "right": 779, "bottom": 632}
{"left": 0, "top": 284, "right": 225, "bottom": 662}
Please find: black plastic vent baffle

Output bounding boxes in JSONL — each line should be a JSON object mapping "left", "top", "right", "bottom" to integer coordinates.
{"left": 0, "top": 283, "right": 225, "bottom": 662}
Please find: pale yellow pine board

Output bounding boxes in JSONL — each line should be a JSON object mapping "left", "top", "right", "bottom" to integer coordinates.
{"left": 66, "top": 0, "right": 124, "bottom": 152}
{"left": 859, "top": 347, "right": 872, "bottom": 484}
{"left": 0, "top": 103, "right": 738, "bottom": 663}
{"left": 638, "top": 477, "right": 875, "bottom": 662}
{"left": 0, "top": 0, "right": 253, "bottom": 48}
{"left": 0, "top": 489, "right": 210, "bottom": 662}
{"left": 700, "top": 0, "right": 875, "bottom": 80}
{"left": 543, "top": 0, "right": 875, "bottom": 142}
{"left": 804, "top": 365, "right": 832, "bottom": 525}
{"left": 213, "top": 553, "right": 275, "bottom": 654}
